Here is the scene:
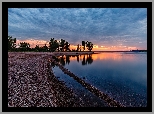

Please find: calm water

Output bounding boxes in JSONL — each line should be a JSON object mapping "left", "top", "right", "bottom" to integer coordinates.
{"left": 52, "top": 52, "right": 147, "bottom": 107}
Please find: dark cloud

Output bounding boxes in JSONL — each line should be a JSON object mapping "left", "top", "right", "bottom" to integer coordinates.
{"left": 8, "top": 8, "right": 147, "bottom": 48}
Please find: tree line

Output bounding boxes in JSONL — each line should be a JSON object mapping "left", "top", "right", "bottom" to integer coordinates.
{"left": 8, "top": 36, "right": 93, "bottom": 52}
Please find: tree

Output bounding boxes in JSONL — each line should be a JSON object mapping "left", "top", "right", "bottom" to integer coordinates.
{"left": 19, "top": 42, "right": 30, "bottom": 51}
{"left": 41, "top": 44, "right": 48, "bottom": 52}
{"left": 35, "top": 45, "right": 40, "bottom": 52}
{"left": 86, "top": 41, "right": 93, "bottom": 51}
{"left": 76, "top": 44, "right": 80, "bottom": 52}
{"left": 8, "top": 36, "right": 16, "bottom": 51}
{"left": 64, "top": 41, "right": 71, "bottom": 51}
{"left": 54, "top": 40, "right": 59, "bottom": 51}
{"left": 82, "top": 41, "right": 86, "bottom": 51}
{"left": 49, "top": 38, "right": 54, "bottom": 52}
{"left": 49, "top": 38, "right": 59, "bottom": 52}
{"left": 80, "top": 45, "right": 82, "bottom": 51}
{"left": 59, "top": 39, "right": 65, "bottom": 51}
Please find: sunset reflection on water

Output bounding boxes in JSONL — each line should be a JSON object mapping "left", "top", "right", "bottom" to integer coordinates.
{"left": 60, "top": 52, "right": 146, "bottom": 63}
{"left": 52, "top": 52, "right": 147, "bottom": 107}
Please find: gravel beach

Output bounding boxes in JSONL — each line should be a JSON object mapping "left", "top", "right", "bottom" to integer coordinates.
{"left": 8, "top": 52, "right": 84, "bottom": 107}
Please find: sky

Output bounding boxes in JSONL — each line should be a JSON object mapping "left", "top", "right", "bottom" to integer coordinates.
{"left": 8, "top": 8, "right": 147, "bottom": 51}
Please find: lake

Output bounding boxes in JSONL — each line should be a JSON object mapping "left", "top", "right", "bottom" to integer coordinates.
{"left": 52, "top": 52, "right": 147, "bottom": 107}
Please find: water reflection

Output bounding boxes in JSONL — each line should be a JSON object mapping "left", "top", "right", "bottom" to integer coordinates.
{"left": 51, "top": 52, "right": 147, "bottom": 107}
{"left": 77, "top": 55, "right": 79, "bottom": 62}
{"left": 51, "top": 52, "right": 147, "bottom": 66}
{"left": 66, "top": 55, "right": 70, "bottom": 64}
{"left": 82, "top": 55, "right": 93, "bottom": 65}
{"left": 91, "top": 52, "right": 147, "bottom": 61}
{"left": 53, "top": 54, "right": 93, "bottom": 66}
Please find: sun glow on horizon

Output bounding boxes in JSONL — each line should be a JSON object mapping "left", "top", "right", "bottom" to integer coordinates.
{"left": 63, "top": 53, "right": 139, "bottom": 62}
{"left": 15, "top": 39, "right": 145, "bottom": 51}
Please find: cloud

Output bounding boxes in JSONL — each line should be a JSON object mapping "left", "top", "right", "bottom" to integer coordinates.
{"left": 8, "top": 8, "right": 147, "bottom": 49}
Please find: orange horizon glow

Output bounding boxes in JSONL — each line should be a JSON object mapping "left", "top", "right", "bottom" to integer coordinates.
{"left": 16, "top": 39, "right": 146, "bottom": 51}
{"left": 59, "top": 53, "right": 140, "bottom": 62}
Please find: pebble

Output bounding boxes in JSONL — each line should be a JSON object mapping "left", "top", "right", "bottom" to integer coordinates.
{"left": 8, "top": 52, "right": 83, "bottom": 107}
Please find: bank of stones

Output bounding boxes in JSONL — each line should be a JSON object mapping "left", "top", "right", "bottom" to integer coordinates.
{"left": 8, "top": 52, "right": 84, "bottom": 107}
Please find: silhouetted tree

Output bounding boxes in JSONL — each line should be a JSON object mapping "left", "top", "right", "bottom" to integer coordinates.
{"left": 8, "top": 36, "right": 16, "bottom": 51}
{"left": 59, "top": 39, "right": 65, "bottom": 51}
{"left": 42, "top": 44, "right": 48, "bottom": 52}
{"left": 80, "top": 45, "right": 82, "bottom": 51}
{"left": 30, "top": 48, "right": 35, "bottom": 52}
{"left": 35, "top": 45, "right": 40, "bottom": 52}
{"left": 82, "top": 41, "right": 86, "bottom": 51}
{"left": 86, "top": 41, "right": 93, "bottom": 51}
{"left": 64, "top": 41, "right": 71, "bottom": 51}
{"left": 19, "top": 42, "right": 30, "bottom": 51}
{"left": 77, "top": 44, "right": 80, "bottom": 52}
{"left": 49, "top": 38, "right": 59, "bottom": 52}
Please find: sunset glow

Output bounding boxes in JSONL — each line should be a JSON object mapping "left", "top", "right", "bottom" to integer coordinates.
{"left": 62, "top": 52, "right": 140, "bottom": 61}
{"left": 15, "top": 39, "right": 142, "bottom": 51}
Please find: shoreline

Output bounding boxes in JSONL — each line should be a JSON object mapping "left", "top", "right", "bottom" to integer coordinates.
{"left": 8, "top": 52, "right": 125, "bottom": 107}
{"left": 53, "top": 51, "right": 94, "bottom": 56}
{"left": 8, "top": 51, "right": 94, "bottom": 56}
{"left": 8, "top": 52, "right": 84, "bottom": 107}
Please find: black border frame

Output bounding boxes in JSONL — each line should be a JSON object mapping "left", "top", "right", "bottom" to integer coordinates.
{"left": 3, "top": 2, "right": 152, "bottom": 112}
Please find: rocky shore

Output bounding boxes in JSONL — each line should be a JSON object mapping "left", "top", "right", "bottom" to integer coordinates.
{"left": 8, "top": 52, "right": 125, "bottom": 107}
{"left": 8, "top": 52, "right": 84, "bottom": 107}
